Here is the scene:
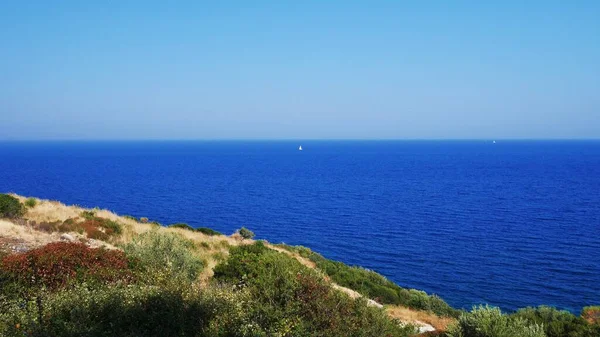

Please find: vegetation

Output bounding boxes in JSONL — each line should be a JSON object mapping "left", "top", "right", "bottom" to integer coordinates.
{"left": 0, "top": 235, "right": 415, "bottom": 336}
{"left": 80, "top": 210, "right": 96, "bottom": 220}
{"left": 512, "top": 306, "right": 600, "bottom": 337}
{"left": 446, "top": 305, "right": 545, "bottom": 337}
{"left": 213, "top": 241, "right": 416, "bottom": 336}
{"left": 122, "top": 230, "right": 205, "bottom": 284}
{"left": 168, "top": 223, "right": 223, "bottom": 236}
{"left": 24, "top": 198, "right": 36, "bottom": 208}
{"left": 0, "top": 194, "right": 24, "bottom": 219}
{"left": 238, "top": 227, "right": 255, "bottom": 240}
{"left": 0, "top": 283, "right": 208, "bottom": 336}
{"left": 0, "top": 242, "right": 132, "bottom": 293}
{"left": 29, "top": 215, "right": 123, "bottom": 241}
{"left": 196, "top": 227, "right": 222, "bottom": 236}
{"left": 277, "top": 244, "right": 460, "bottom": 317}
{"left": 169, "top": 222, "right": 195, "bottom": 231}
{"left": 1, "top": 195, "right": 599, "bottom": 337}
{"left": 582, "top": 306, "right": 600, "bottom": 325}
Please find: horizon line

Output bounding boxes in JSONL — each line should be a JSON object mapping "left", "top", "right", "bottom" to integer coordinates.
{"left": 1, "top": 138, "right": 600, "bottom": 142}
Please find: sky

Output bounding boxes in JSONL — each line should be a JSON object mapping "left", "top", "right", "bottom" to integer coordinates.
{"left": 0, "top": 1, "right": 599, "bottom": 140}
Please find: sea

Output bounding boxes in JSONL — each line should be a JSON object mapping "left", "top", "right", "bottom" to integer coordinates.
{"left": 0, "top": 140, "right": 598, "bottom": 313}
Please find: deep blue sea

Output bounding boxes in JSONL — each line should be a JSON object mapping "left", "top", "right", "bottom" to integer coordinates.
{"left": 1, "top": 140, "right": 599, "bottom": 313}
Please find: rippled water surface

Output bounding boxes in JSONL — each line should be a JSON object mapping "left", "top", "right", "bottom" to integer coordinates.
{"left": 1, "top": 140, "right": 599, "bottom": 312}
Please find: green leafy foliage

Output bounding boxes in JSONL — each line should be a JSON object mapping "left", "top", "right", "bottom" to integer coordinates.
{"left": 278, "top": 244, "right": 460, "bottom": 317}
{"left": 24, "top": 198, "right": 36, "bottom": 208}
{"left": 122, "top": 230, "right": 205, "bottom": 285}
{"left": 213, "top": 242, "right": 416, "bottom": 336}
{"left": 168, "top": 223, "right": 222, "bottom": 236}
{"left": 196, "top": 227, "right": 222, "bottom": 236}
{"left": 80, "top": 210, "right": 96, "bottom": 220}
{"left": 1, "top": 241, "right": 413, "bottom": 337}
{"left": 0, "top": 194, "right": 24, "bottom": 218}
{"left": 0, "top": 284, "right": 207, "bottom": 337}
{"left": 169, "top": 223, "right": 195, "bottom": 230}
{"left": 513, "top": 306, "right": 600, "bottom": 337}
{"left": 447, "top": 305, "right": 545, "bottom": 337}
{"left": 238, "top": 227, "right": 255, "bottom": 240}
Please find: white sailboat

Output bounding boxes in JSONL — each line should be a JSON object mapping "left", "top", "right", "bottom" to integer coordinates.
{"left": 298, "top": 145, "right": 303, "bottom": 151}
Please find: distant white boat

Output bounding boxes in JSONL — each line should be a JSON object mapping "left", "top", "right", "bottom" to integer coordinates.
{"left": 298, "top": 145, "right": 303, "bottom": 151}
{"left": 493, "top": 140, "right": 496, "bottom": 144}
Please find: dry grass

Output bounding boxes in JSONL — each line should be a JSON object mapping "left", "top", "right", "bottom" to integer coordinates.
{"left": 386, "top": 305, "right": 456, "bottom": 331}
{"left": 0, "top": 218, "right": 117, "bottom": 252}
{"left": 5, "top": 194, "right": 245, "bottom": 282}
{"left": 0, "top": 219, "right": 58, "bottom": 249}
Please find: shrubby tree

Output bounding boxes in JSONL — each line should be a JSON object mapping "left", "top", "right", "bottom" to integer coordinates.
{"left": 238, "top": 227, "right": 255, "bottom": 240}
{"left": 0, "top": 194, "right": 24, "bottom": 218}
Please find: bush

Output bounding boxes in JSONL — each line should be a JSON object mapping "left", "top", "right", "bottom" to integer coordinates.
{"left": 447, "top": 305, "right": 545, "bottom": 337}
{"left": 0, "top": 242, "right": 133, "bottom": 291}
{"left": 514, "top": 306, "right": 600, "bottom": 337}
{"left": 79, "top": 217, "right": 123, "bottom": 240}
{"left": 196, "top": 227, "right": 222, "bottom": 236}
{"left": 288, "top": 244, "right": 460, "bottom": 317}
{"left": 0, "top": 283, "right": 209, "bottom": 337}
{"left": 582, "top": 306, "right": 600, "bottom": 325}
{"left": 24, "top": 198, "right": 36, "bottom": 208}
{"left": 169, "top": 223, "right": 195, "bottom": 231}
{"left": 238, "top": 227, "right": 255, "bottom": 240}
{"left": 123, "top": 215, "right": 138, "bottom": 221}
{"left": 122, "top": 230, "right": 205, "bottom": 285}
{"left": 80, "top": 210, "right": 96, "bottom": 220}
{"left": 213, "top": 242, "right": 416, "bottom": 336}
{"left": 0, "top": 194, "right": 24, "bottom": 218}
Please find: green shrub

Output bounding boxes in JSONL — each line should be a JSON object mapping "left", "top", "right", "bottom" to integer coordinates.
{"left": 213, "top": 242, "right": 416, "bottom": 336}
{"left": 123, "top": 215, "right": 138, "bottom": 221}
{"left": 167, "top": 223, "right": 222, "bottom": 236}
{"left": 447, "top": 305, "right": 545, "bottom": 337}
{"left": 196, "top": 227, "right": 222, "bottom": 236}
{"left": 80, "top": 210, "right": 96, "bottom": 220}
{"left": 169, "top": 223, "right": 195, "bottom": 231}
{"left": 238, "top": 227, "right": 255, "bottom": 240}
{"left": 24, "top": 198, "right": 36, "bottom": 208}
{"left": 0, "top": 283, "right": 209, "bottom": 337}
{"left": 514, "top": 306, "right": 600, "bottom": 337}
{"left": 298, "top": 246, "right": 459, "bottom": 317}
{"left": 101, "top": 219, "right": 122, "bottom": 235}
{"left": 0, "top": 194, "right": 24, "bottom": 218}
{"left": 122, "top": 230, "right": 205, "bottom": 285}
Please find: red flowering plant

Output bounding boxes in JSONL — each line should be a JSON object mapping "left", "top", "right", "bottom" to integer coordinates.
{"left": 0, "top": 242, "right": 134, "bottom": 292}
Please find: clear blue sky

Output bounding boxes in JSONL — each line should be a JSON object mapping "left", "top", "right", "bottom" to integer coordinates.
{"left": 1, "top": 1, "right": 598, "bottom": 140}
